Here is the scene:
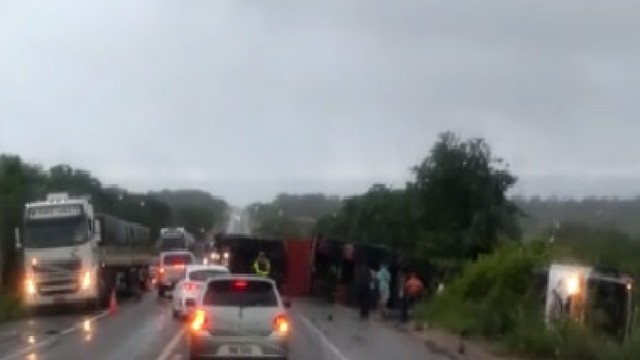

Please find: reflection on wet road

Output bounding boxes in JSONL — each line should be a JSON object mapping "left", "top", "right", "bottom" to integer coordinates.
{"left": 0, "top": 295, "right": 445, "bottom": 360}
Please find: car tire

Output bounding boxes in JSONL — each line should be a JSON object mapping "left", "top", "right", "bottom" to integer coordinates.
{"left": 158, "top": 286, "right": 165, "bottom": 298}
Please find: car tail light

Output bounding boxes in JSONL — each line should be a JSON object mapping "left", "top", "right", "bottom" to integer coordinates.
{"left": 183, "top": 282, "right": 200, "bottom": 292}
{"left": 158, "top": 267, "right": 164, "bottom": 280}
{"left": 191, "top": 309, "right": 208, "bottom": 332}
{"left": 273, "top": 314, "right": 290, "bottom": 334}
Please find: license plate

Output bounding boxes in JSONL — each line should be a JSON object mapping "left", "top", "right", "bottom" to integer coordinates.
{"left": 220, "top": 345, "right": 255, "bottom": 356}
{"left": 53, "top": 296, "right": 66, "bottom": 303}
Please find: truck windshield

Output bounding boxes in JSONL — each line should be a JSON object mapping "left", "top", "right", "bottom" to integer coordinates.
{"left": 24, "top": 217, "right": 89, "bottom": 248}
{"left": 159, "top": 237, "right": 186, "bottom": 251}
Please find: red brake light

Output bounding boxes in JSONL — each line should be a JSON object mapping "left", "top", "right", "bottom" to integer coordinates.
{"left": 191, "top": 309, "right": 208, "bottom": 332}
{"left": 233, "top": 280, "right": 248, "bottom": 290}
{"left": 273, "top": 314, "right": 290, "bottom": 334}
{"left": 159, "top": 267, "right": 165, "bottom": 274}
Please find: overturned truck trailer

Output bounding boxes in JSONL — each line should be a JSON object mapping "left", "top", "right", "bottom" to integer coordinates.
{"left": 541, "top": 263, "right": 634, "bottom": 342}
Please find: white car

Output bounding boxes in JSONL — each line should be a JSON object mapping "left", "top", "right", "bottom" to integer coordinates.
{"left": 158, "top": 251, "right": 197, "bottom": 297}
{"left": 172, "top": 264, "right": 230, "bottom": 319}
{"left": 188, "top": 275, "right": 292, "bottom": 359}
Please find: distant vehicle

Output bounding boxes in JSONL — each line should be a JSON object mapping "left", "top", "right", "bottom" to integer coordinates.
{"left": 16, "top": 193, "right": 153, "bottom": 309}
{"left": 157, "top": 251, "right": 196, "bottom": 297}
{"left": 189, "top": 275, "right": 292, "bottom": 360}
{"left": 157, "top": 227, "right": 196, "bottom": 253}
{"left": 171, "top": 264, "right": 230, "bottom": 319}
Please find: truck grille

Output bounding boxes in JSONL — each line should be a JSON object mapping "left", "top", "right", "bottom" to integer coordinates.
{"left": 33, "top": 259, "right": 82, "bottom": 274}
{"left": 33, "top": 259, "right": 82, "bottom": 295}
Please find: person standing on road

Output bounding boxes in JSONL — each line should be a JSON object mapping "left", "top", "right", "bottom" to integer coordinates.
{"left": 404, "top": 272, "right": 425, "bottom": 319}
{"left": 376, "top": 263, "right": 391, "bottom": 318}
{"left": 355, "top": 261, "right": 373, "bottom": 319}
{"left": 398, "top": 270, "right": 409, "bottom": 322}
{"left": 253, "top": 251, "right": 271, "bottom": 278}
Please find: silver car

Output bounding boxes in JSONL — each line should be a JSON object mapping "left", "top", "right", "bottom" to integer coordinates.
{"left": 188, "top": 275, "right": 291, "bottom": 360}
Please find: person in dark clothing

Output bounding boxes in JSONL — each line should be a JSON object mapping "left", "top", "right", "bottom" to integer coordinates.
{"left": 355, "top": 262, "right": 372, "bottom": 319}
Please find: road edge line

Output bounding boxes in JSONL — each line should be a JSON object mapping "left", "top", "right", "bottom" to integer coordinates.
{"left": 155, "top": 328, "right": 185, "bottom": 360}
{"left": 301, "top": 316, "right": 350, "bottom": 360}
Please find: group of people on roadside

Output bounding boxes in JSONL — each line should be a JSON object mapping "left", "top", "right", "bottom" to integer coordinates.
{"left": 355, "top": 261, "right": 424, "bottom": 322}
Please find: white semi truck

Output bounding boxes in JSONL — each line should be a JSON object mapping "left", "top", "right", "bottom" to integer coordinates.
{"left": 16, "top": 193, "right": 153, "bottom": 309}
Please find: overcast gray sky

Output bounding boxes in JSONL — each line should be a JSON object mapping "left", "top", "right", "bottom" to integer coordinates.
{"left": 1, "top": 0, "right": 639, "bottom": 204}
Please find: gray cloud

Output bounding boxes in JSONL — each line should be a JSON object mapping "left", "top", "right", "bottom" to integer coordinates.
{"left": 1, "top": 0, "right": 639, "bottom": 203}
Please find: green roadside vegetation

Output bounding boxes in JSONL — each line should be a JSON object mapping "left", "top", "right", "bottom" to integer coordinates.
{"left": 417, "top": 225, "right": 640, "bottom": 360}
{"left": 0, "top": 154, "right": 229, "bottom": 321}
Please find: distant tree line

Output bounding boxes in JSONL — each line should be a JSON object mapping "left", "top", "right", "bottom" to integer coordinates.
{"left": 0, "top": 154, "right": 228, "bottom": 286}
{"left": 516, "top": 196, "right": 640, "bottom": 237}
{"left": 249, "top": 193, "right": 343, "bottom": 238}
{"left": 315, "top": 132, "right": 521, "bottom": 268}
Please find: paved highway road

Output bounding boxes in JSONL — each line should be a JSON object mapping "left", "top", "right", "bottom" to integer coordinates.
{"left": 225, "top": 207, "right": 252, "bottom": 235}
{"left": 0, "top": 294, "right": 447, "bottom": 360}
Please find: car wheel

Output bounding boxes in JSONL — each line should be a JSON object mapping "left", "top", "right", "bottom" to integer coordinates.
{"left": 158, "top": 286, "right": 165, "bottom": 298}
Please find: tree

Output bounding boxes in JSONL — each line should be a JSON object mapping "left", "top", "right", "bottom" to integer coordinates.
{"left": 411, "top": 132, "right": 520, "bottom": 259}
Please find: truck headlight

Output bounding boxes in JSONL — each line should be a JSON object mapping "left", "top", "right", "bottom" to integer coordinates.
{"left": 26, "top": 278, "right": 36, "bottom": 295}
{"left": 81, "top": 271, "right": 92, "bottom": 290}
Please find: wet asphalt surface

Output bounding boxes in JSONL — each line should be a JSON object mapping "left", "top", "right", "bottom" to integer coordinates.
{"left": 0, "top": 293, "right": 447, "bottom": 360}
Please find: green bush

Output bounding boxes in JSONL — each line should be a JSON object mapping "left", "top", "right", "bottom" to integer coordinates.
{"left": 417, "top": 241, "right": 640, "bottom": 359}
{"left": 504, "top": 312, "right": 557, "bottom": 358}
{"left": 420, "top": 242, "right": 549, "bottom": 338}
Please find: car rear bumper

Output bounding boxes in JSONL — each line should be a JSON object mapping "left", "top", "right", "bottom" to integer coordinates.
{"left": 174, "top": 298, "right": 197, "bottom": 317}
{"left": 189, "top": 334, "right": 289, "bottom": 358}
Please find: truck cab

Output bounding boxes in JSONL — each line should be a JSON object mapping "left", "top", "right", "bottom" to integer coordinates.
{"left": 19, "top": 193, "right": 102, "bottom": 308}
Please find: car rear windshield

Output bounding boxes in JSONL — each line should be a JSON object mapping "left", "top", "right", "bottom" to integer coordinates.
{"left": 163, "top": 254, "right": 193, "bottom": 265}
{"left": 189, "top": 269, "right": 229, "bottom": 282}
{"left": 203, "top": 280, "right": 277, "bottom": 307}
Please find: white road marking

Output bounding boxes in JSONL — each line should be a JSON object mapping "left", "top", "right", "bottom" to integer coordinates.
{"left": 0, "top": 311, "right": 109, "bottom": 360}
{"left": 301, "top": 316, "right": 350, "bottom": 360}
{"left": 155, "top": 328, "right": 185, "bottom": 360}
